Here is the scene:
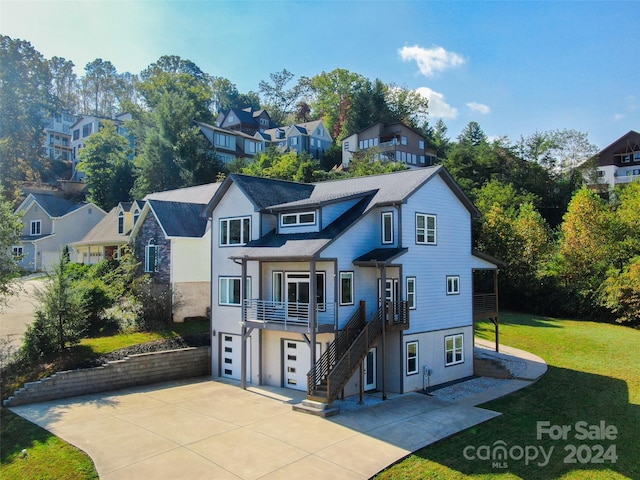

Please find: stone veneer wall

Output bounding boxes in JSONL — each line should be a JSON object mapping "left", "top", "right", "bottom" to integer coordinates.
{"left": 3, "top": 347, "right": 210, "bottom": 407}
{"left": 134, "top": 213, "right": 171, "bottom": 284}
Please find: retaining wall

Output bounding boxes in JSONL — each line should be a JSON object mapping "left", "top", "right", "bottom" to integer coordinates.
{"left": 4, "top": 347, "right": 210, "bottom": 407}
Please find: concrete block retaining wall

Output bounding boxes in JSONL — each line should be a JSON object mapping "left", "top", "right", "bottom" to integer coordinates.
{"left": 4, "top": 347, "right": 210, "bottom": 407}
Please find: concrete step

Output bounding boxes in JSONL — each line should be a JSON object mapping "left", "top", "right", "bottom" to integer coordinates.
{"left": 474, "top": 357, "right": 513, "bottom": 379}
{"left": 292, "top": 399, "right": 340, "bottom": 417}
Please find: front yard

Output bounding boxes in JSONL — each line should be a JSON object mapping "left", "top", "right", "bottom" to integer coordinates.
{"left": 377, "top": 312, "right": 640, "bottom": 479}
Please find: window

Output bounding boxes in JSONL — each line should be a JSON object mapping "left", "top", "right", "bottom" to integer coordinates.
{"left": 419, "top": 140, "right": 425, "bottom": 150}
{"left": 145, "top": 239, "right": 159, "bottom": 273}
{"left": 406, "top": 277, "right": 416, "bottom": 309}
{"left": 215, "top": 132, "right": 232, "bottom": 148}
{"left": 82, "top": 123, "right": 92, "bottom": 137}
{"left": 447, "top": 275, "right": 460, "bottom": 295}
{"left": 401, "top": 136, "right": 407, "bottom": 145}
{"left": 344, "top": 141, "right": 349, "bottom": 151}
{"left": 281, "top": 211, "right": 316, "bottom": 227}
{"left": 290, "top": 136, "right": 298, "bottom": 146}
{"left": 12, "top": 246, "right": 23, "bottom": 257}
{"left": 340, "top": 272, "right": 354, "bottom": 305}
{"left": 30, "top": 220, "right": 41, "bottom": 236}
{"left": 445, "top": 334, "right": 464, "bottom": 366}
{"left": 273, "top": 272, "right": 283, "bottom": 303}
{"left": 416, "top": 213, "right": 436, "bottom": 245}
{"left": 220, "top": 217, "right": 251, "bottom": 245}
{"left": 382, "top": 212, "right": 393, "bottom": 244}
{"left": 406, "top": 341, "right": 418, "bottom": 375}
{"left": 73, "top": 129, "right": 80, "bottom": 141}
{"left": 133, "top": 208, "right": 140, "bottom": 225}
{"left": 118, "top": 211, "right": 125, "bottom": 234}
{"left": 219, "top": 277, "right": 251, "bottom": 306}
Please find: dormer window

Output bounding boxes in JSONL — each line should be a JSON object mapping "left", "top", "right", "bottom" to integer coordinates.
{"left": 281, "top": 211, "right": 316, "bottom": 227}
{"left": 118, "top": 211, "right": 125, "bottom": 234}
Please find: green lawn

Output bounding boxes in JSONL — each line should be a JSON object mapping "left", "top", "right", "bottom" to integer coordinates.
{"left": 377, "top": 312, "right": 640, "bottom": 479}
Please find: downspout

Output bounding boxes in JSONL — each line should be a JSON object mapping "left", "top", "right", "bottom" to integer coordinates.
{"left": 380, "top": 262, "right": 387, "bottom": 401}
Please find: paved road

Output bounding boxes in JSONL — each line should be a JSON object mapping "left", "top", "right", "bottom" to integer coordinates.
{"left": 0, "top": 276, "right": 47, "bottom": 351}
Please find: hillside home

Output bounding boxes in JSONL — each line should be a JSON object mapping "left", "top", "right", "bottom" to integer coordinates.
{"left": 130, "top": 183, "right": 220, "bottom": 321}
{"left": 70, "top": 113, "right": 133, "bottom": 181}
{"left": 342, "top": 122, "right": 438, "bottom": 169}
{"left": 263, "top": 120, "right": 332, "bottom": 159}
{"left": 69, "top": 200, "right": 145, "bottom": 264}
{"left": 13, "top": 193, "right": 105, "bottom": 271}
{"left": 204, "top": 167, "right": 499, "bottom": 404}
{"left": 590, "top": 130, "right": 640, "bottom": 190}
{"left": 216, "top": 107, "right": 276, "bottom": 135}
{"left": 43, "top": 111, "right": 76, "bottom": 163}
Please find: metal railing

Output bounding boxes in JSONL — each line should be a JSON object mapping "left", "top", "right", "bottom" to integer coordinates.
{"left": 243, "top": 299, "right": 336, "bottom": 330}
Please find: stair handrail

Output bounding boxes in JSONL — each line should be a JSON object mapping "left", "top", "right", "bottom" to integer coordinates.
{"left": 307, "top": 301, "right": 366, "bottom": 396}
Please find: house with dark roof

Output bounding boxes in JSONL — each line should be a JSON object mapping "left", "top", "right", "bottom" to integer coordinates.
{"left": 203, "top": 166, "right": 500, "bottom": 407}
{"left": 589, "top": 130, "right": 640, "bottom": 190}
{"left": 13, "top": 193, "right": 106, "bottom": 271}
{"left": 262, "top": 119, "right": 332, "bottom": 159}
{"left": 129, "top": 183, "right": 221, "bottom": 321}
{"left": 216, "top": 107, "right": 275, "bottom": 135}
{"left": 342, "top": 122, "right": 438, "bottom": 169}
{"left": 69, "top": 200, "right": 145, "bottom": 264}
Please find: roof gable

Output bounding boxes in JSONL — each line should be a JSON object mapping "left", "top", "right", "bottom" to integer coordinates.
{"left": 17, "top": 193, "right": 86, "bottom": 218}
{"left": 147, "top": 200, "right": 208, "bottom": 238}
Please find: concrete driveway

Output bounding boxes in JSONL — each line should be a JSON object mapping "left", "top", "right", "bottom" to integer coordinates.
{"left": 10, "top": 379, "right": 501, "bottom": 479}
{"left": 0, "top": 276, "right": 46, "bottom": 350}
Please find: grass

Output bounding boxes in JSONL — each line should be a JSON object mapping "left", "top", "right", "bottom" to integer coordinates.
{"left": 1, "top": 320, "right": 209, "bottom": 479}
{"left": 376, "top": 312, "right": 640, "bottom": 480}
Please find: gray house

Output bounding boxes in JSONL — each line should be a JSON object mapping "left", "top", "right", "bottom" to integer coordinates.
{"left": 13, "top": 193, "right": 105, "bottom": 271}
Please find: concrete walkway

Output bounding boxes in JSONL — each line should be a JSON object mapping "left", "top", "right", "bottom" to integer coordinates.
{"left": 10, "top": 342, "right": 547, "bottom": 479}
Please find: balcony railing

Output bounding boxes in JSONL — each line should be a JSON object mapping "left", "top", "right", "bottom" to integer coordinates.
{"left": 473, "top": 293, "right": 498, "bottom": 319}
{"left": 243, "top": 299, "right": 336, "bottom": 331}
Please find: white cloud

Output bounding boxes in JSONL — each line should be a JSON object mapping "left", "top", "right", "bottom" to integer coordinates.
{"left": 399, "top": 45, "right": 466, "bottom": 77}
{"left": 415, "top": 87, "right": 458, "bottom": 119}
{"left": 467, "top": 102, "right": 491, "bottom": 114}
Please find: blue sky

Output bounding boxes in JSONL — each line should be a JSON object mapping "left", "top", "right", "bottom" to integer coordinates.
{"left": 1, "top": 0, "right": 638, "bottom": 148}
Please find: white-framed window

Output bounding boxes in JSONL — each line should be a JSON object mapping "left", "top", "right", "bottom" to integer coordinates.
{"left": 419, "top": 140, "right": 425, "bottom": 149}
{"left": 406, "top": 277, "right": 416, "bottom": 309}
{"left": 118, "top": 211, "right": 125, "bottom": 234}
{"left": 445, "top": 334, "right": 464, "bottom": 366}
{"left": 220, "top": 217, "right": 251, "bottom": 245}
{"left": 12, "top": 246, "right": 23, "bottom": 257}
{"left": 145, "top": 239, "right": 159, "bottom": 273}
{"left": 406, "top": 341, "right": 418, "bottom": 375}
{"left": 340, "top": 271, "right": 354, "bottom": 305}
{"left": 281, "top": 211, "right": 316, "bottom": 227}
{"left": 215, "top": 132, "right": 232, "bottom": 148}
{"left": 382, "top": 211, "right": 393, "bottom": 244}
{"left": 290, "top": 136, "right": 298, "bottom": 146}
{"left": 447, "top": 275, "right": 460, "bottom": 295}
{"left": 344, "top": 141, "right": 349, "bottom": 151}
{"left": 219, "top": 277, "right": 251, "bottom": 306}
{"left": 401, "top": 136, "right": 407, "bottom": 145}
{"left": 133, "top": 208, "right": 140, "bottom": 225}
{"left": 30, "top": 220, "right": 41, "bottom": 236}
{"left": 416, "top": 213, "right": 436, "bottom": 245}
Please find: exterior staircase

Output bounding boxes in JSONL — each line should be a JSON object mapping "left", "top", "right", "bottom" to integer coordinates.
{"left": 305, "top": 301, "right": 409, "bottom": 407}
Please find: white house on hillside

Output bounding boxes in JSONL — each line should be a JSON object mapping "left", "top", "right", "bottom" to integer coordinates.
{"left": 203, "top": 167, "right": 499, "bottom": 405}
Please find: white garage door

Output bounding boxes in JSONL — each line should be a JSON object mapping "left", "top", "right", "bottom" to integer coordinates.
{"left": 283, "top": 340, "right": 321, "bottom": 391}
{"left": 221, "top": 333, "right": 250, "bottom": 381}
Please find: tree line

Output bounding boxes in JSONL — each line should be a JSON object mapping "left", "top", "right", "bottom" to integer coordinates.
{"left": 2, "top": 34, "right": 638, "bottom": 325}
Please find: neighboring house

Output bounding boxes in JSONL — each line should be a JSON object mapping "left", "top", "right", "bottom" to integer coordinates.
{"left": 70, "top": 113, "right": 133, "bottom": 181}
{"left": 69, "top": 200, "right": 145, "bottom": 264}
{"left": 130, "top": 183, "right": 221, "bottom": 321}
{"left": 43, "top": 111, "right": 76, "bottom": 163}
{"left": 203, "top": 166, "right": 499, "bottom": 404}
{"left": 342, "top": 122, "right": 438, "bottom": 169}
{"left": 216, "top": 107, "right": 276, "bottom": 135}
{"left": 589, "top": 130, "right": 640, "bottom": 190}
{"left": 262, "top": 120, "right": 332, "bottom": 159}
{"left": 13, "top": 193, "right": 106, "bottom": 272}
{"left": 196, "top": 118, "right": 332, "bottom": 164}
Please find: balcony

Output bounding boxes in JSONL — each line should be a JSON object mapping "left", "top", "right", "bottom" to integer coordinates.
{"left": 473, "top": 293, "right": 498, "bottom": 320}
{"left": 243, "top": 299, "right": 336, "bottom": 333}
{"left": 614, "top": 173, "right": 640, "bottom": 184}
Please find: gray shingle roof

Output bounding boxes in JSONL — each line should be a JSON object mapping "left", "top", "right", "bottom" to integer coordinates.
{"left": 148, "top": 200, "right": 208, "bottom": 238}
{"left": 29, "top": 193, "right": 84, "bottom": 217}
{"left": 232, "top": 175, "right": 315, "bottom": 210}
{"left": 144, "top": 183, "right": 220, "bottom": 205}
